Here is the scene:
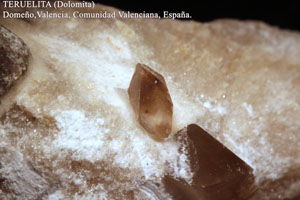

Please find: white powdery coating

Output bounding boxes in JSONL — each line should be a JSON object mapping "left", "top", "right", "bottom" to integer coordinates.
{"left": 36, "top": 32, "right": 193, "bottom": 183}
{"left": 46, "top": 190, "right": 65, "bottom": 200}
{"left": 51, "top": 109, "right": 191, "bottom": 182}
{"left": 44, "top": 34, "right": 135, "bottom": 109}
{"left": 51, "top": 110, "right": 106, "bottom": 161}
{"left": 242, "top": 102, "right": 254, "bottom": 117}
{"left": 202, "top": 100, "right": 227, "bottom": 116}
{"left": 203, "top": 101, "right": 212, "bottom": 109}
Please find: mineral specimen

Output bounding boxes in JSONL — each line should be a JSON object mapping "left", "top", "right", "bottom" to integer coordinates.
{"left": 128, "top": 63, "right": 173, "bottom": 140}
{"left": 0, "top": 2, "right": 299, "bottom": 199}
{"left": 173, "top": 124, "right": 256, "bottom": 200}
{"left": 0, "top": 25, "right": 29, "bottom": 98}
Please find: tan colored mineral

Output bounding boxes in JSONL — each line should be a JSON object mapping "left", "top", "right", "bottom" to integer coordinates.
{"left": 0, "top": 1, "right": 300, "bottom": 200}
{"left": 128, "top": 63, "right": 173, "bottom": 140}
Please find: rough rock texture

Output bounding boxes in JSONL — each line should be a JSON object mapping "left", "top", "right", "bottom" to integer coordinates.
{"left": 0, "top": 105, "right": 59, "bottom": 199}
{"left": 0, "top": 1, "right": 300, "bottom": 200}
{"left": 0, "top": 146, "right": 57, "bottom": 200}
{"left": 0, "top": 25, "right": 29, "bottom": 98}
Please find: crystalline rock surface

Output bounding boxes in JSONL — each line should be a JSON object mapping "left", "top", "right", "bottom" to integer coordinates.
{"left": 0, "top": 1, "right": 300, "bottom": 200}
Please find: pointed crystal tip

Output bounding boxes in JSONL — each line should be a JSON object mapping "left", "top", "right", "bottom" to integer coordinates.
{"left": 128, "top": 63, "right": 173, "bottom": 140}
{"left": 163, "top": 124, "right": 257, "bottom": 200}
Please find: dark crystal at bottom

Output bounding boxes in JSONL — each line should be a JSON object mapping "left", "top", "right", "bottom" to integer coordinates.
{"left": 164, "top": 124, "right": 256, "bottom": 200}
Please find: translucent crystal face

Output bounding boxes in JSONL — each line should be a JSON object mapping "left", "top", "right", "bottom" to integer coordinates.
{"left": 128, "top": 63, "right": 173, "bottom": 140}
{"left": 168, "top": 124, "right": 256, "bottom": 200}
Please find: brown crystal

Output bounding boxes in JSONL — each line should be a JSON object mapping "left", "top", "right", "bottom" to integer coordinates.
{"left": 0, "top": 25, "right": 29, "bottom": 98}
{"left": 167, "top": 124, "right": 256, "bottom": 200}
{"left": 128, "top": 63, "right": 173, "bottom": 140}
{"left": 162, "top": 175, "right": 204, "bottom": 200}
